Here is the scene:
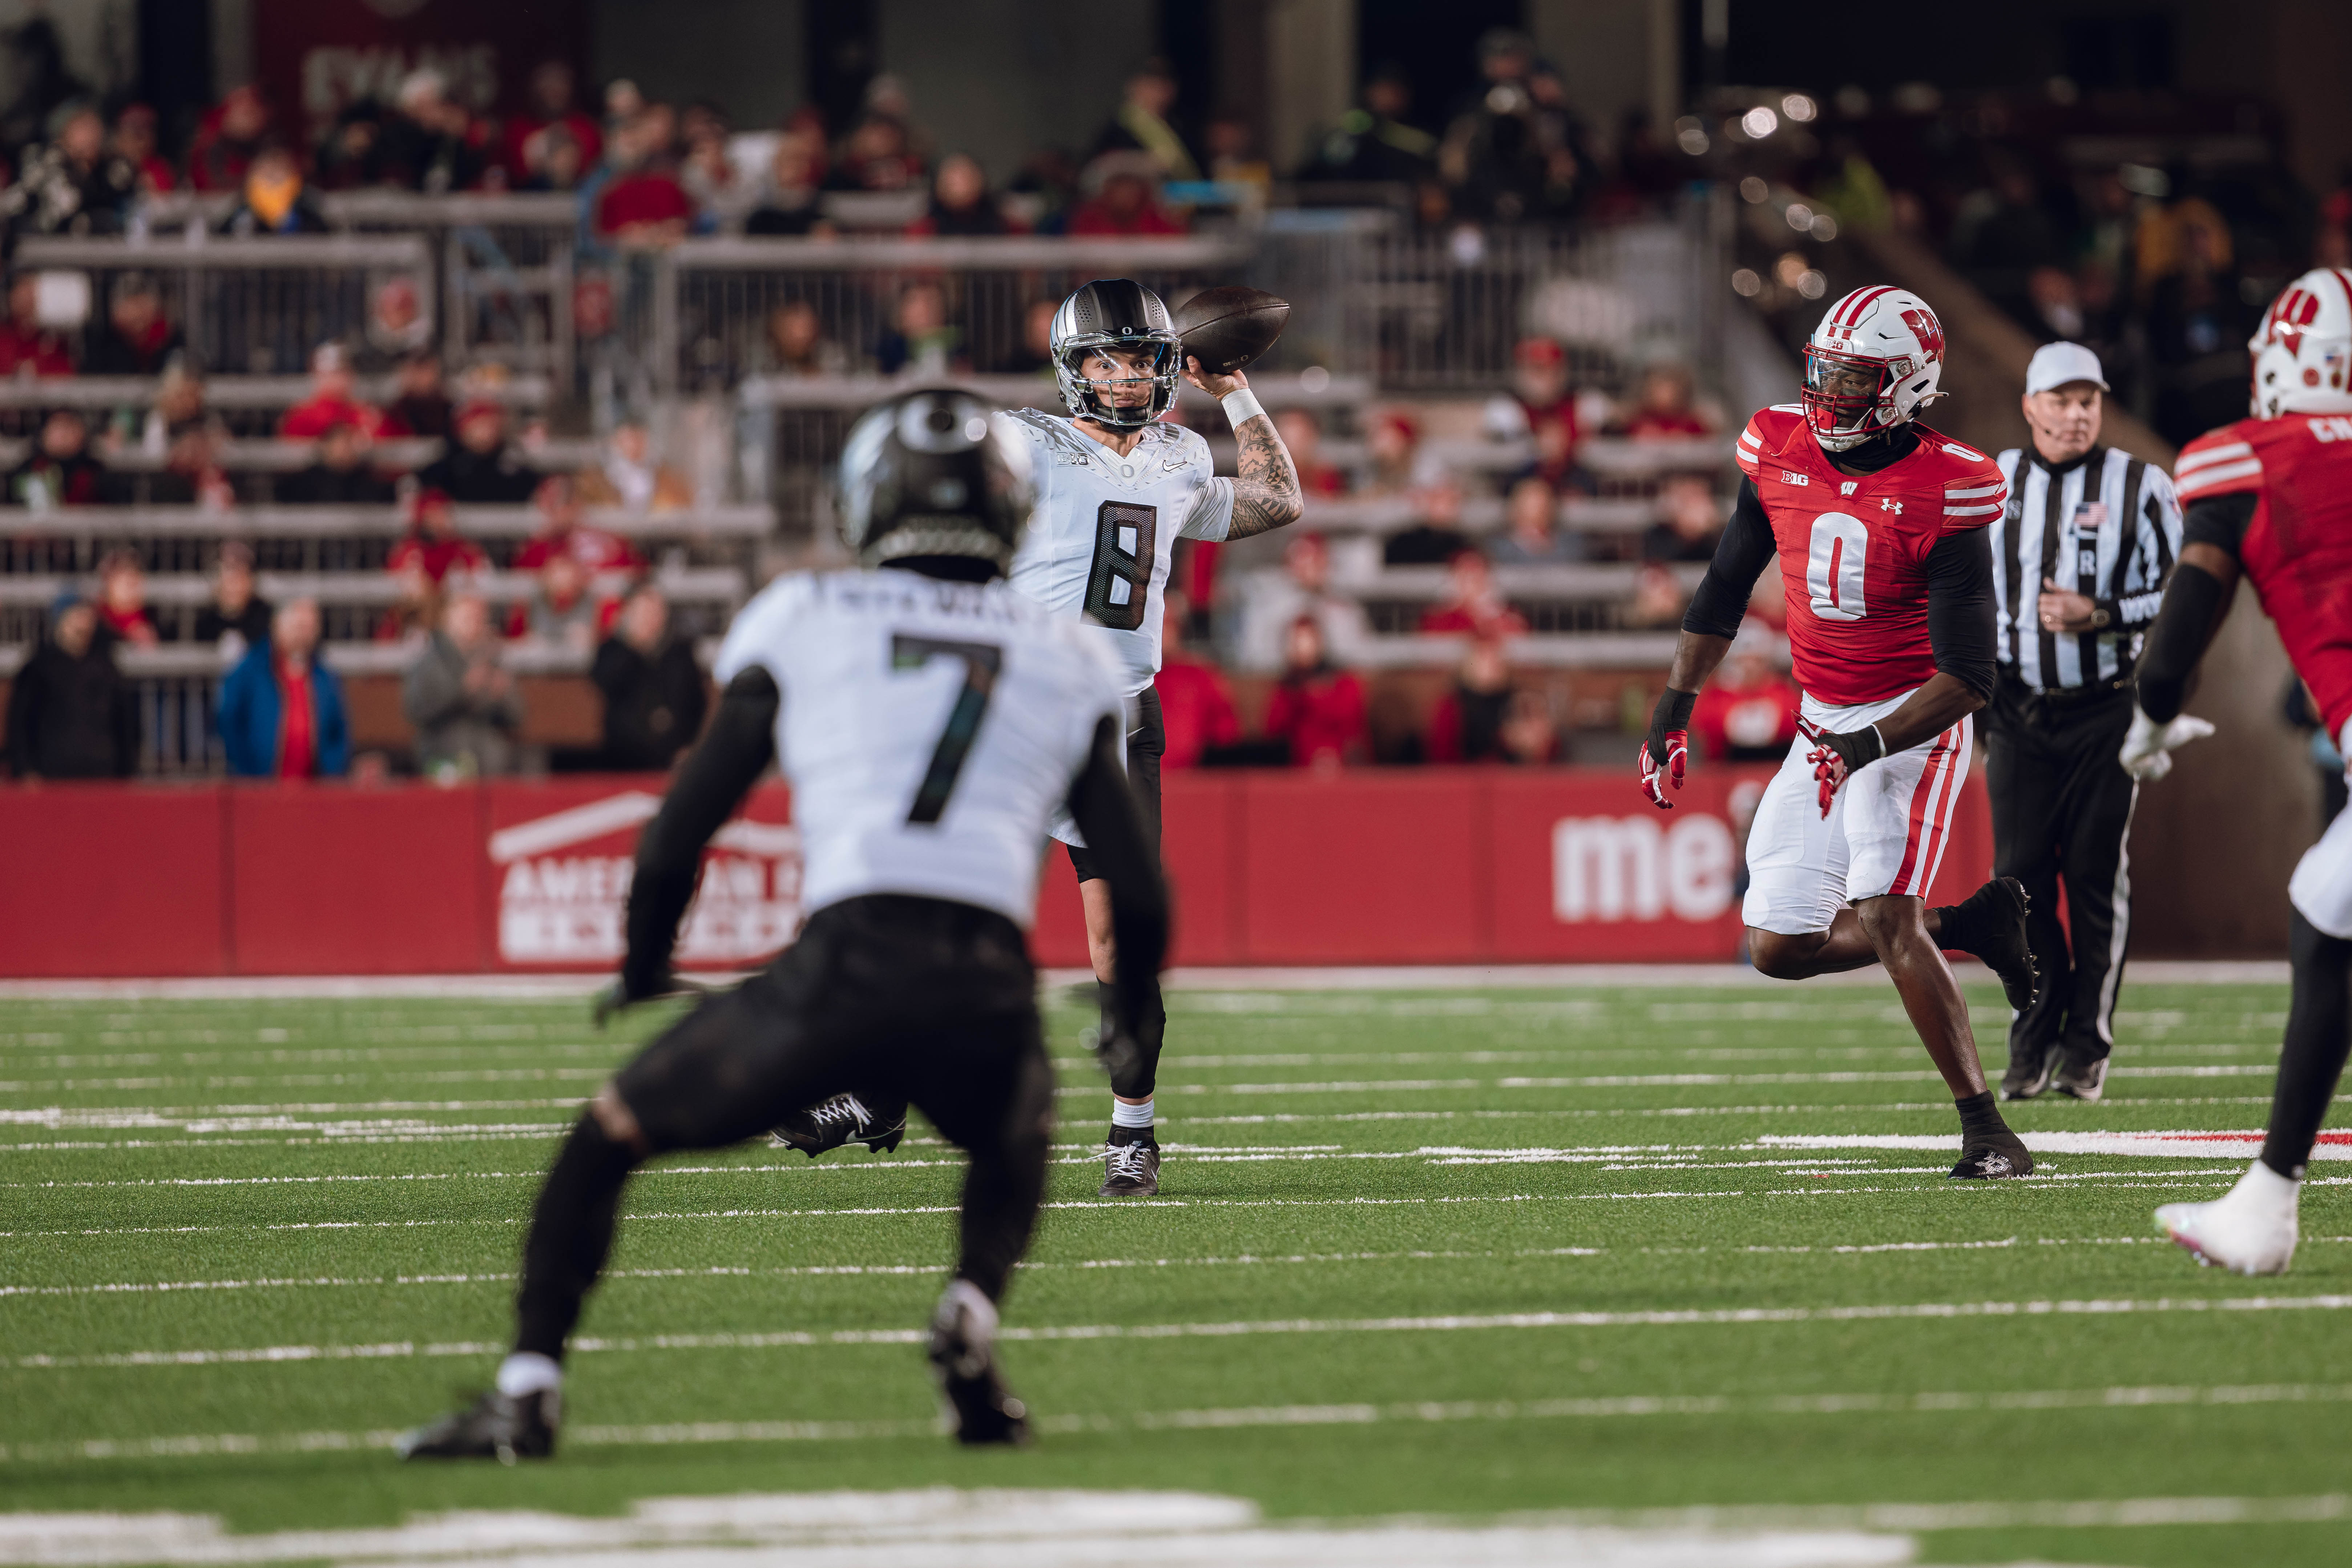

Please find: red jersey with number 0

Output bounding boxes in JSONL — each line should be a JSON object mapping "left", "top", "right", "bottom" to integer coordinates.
{"left": 2175, "top": 413, "right": 2352, "bottom": 735}
{"left": 1732, "top": 405, "right": 2008, "bottom": 706}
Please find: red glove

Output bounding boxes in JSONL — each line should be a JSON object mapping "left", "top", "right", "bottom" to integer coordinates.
{"left": 1639, "top": 687, "right": 1697, "bottom": 810}
{"left": 1639, "top": 729, "right": 1687, "bottom": 809}
{"left": 1799, "top": 718, "right": 1886, "bottom": 819}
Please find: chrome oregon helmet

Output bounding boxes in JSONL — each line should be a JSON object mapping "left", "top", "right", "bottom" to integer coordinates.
{"left": 836, "top": 388, "right": 1034, "bottom": 571}
{"left": 1050, "top": 278, "right": 1182, "bottom": 430}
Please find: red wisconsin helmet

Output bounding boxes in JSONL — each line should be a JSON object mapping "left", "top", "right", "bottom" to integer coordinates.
{"left": 1802, "top": 286, "right": 1947, "bottom": 452}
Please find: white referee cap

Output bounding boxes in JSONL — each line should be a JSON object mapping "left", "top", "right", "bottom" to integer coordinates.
{"left": 2025, "top": 341, "right": 2109, "bottom": 395}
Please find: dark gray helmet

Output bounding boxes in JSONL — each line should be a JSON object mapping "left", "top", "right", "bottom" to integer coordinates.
{"left": 836, "top": 388, "right": 1034, "bottom": 570}
{"left": 1050, "top": 278, "right": 1182, "bottom": 430}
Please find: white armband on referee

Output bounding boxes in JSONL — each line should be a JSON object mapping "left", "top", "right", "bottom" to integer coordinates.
{"left": 1220, "top": 388, "right": 1265, "bottom": 428}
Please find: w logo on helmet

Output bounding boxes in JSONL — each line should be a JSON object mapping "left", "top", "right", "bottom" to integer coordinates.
{"left": 1899, "top": 307, "right": 1945, "bottom": 360}
{"left": 2270, "top": 287, "right": 2321, "bottom": 353}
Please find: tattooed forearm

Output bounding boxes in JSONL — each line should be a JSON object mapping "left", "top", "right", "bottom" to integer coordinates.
{"left": 1226, "top": 413, "right": 1305, "bottom": 539}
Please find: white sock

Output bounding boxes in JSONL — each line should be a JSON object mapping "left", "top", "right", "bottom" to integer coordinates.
{"left": 1112, "top": 1097, "right": 1155, "bottom": 1130}
{"left": 495, "top": 1351, "right": 562, "bottom": 1397}
{"left": 2231, "top": 1159, "right": 2301, "bottom": 1210}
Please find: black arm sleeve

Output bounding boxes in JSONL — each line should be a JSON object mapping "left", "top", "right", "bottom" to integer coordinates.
{"left": 1924, "top": 527, "right": 1998, "bottom": 699}
{"left": 1681, "top": 478, "right": 1777, "bottom": 639}
{"left": 2183, "top": 492, "right": 2257, "bottom": 555}
{"left": 2134, "top": 563, "right": 2231, "bottom": 725}
{"left": 621, "top": 666, "right": 779, "bottom": 997}
{"left": 1064, "top": 715, "right": 1170, "bottom": 1030}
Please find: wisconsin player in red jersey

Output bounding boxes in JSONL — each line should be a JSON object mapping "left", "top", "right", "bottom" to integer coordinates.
{"left": 2130, "top": 268, "right": 2352, "bottom": 1273}
{"left": 1640, "top": 286, "right": 2042, "bottom": 1179}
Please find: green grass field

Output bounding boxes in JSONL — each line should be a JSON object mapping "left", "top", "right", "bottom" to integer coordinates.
{"left": 3, "top": 977, "right": 2348, "bottom": 1566}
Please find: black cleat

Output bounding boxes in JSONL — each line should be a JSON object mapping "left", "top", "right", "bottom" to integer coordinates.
{"left": 928, "top": 1284, "right": 1028, "bottom": 1446}
{"left": 396, "top": 1388, "right": 558, "bottom": 1463}
{"left": 1950, "top": 1134, "right": 2034, "bottom": 1180}
{"left": 1099, "top": 1136, "right": 1160, "bottom": 1197}
{"left": 2001, "top": 1038, "right": 2056, "bottom": 1101}
{"left": 1951, "top": 876, "right": 2039, "bottom": 1012}
{"left": 769, "top": 1092, "right": 907, "bottom": 1158}
{"left": 2053, "top": 1050, "right": 2109, "bottom": 1103}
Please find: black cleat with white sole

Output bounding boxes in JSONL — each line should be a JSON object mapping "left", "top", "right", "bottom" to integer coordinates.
{"left": 396, "top": 1388, "right": 558, "bottom": 1462}
{"left": 2001, "top": 1038, "right": 2056, "bottom": 1101}
{"left": 1950, "top": 1133, "right": 2034, "bottom": 1180}
{"left": 928, "top": 1285, "right": 1029, "bottom": 1446}
{"left": 770, "top": 1091, "right": 907, "bottom": 1158}
{"left": 1100, "top": 1133, "right": 1160, "bottom": 1197}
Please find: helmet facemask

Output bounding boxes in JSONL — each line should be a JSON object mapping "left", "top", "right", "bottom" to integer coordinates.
{"left": 1054, "top": 335, "right": 1181, "bottom": 430}
{"left": 1804, "top": 345, "right": 1899, "bottom": 452}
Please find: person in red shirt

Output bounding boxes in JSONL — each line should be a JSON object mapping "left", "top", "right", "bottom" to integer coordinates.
{"left": 2129, "top": 267, "right": 2352, "bottom": 1271}
{"left": 1153, "top": 590, "right": 1239, "bottom": 769}
{"left": 280, "top": 344, "right": 394, "bottom": 441}
{"left": 387, "top": 488, "right": 488, "bottom": 585}
{"left": 1621, "top": 361, "right": 1716, "bottom": 440}
{"left": 506, "top": 61, "right": 602, "bottom": 185}
{"left": 1263, "top": 614, "right": 1367, "bottom": 769}
{"left": 1689, "top": 618, "right": 1801, "bottom": 762}
{"left": 1275, "top": 408, "right": 1349, "bottom": 498}
{"left": 1419, "top": 549, "right": 1529, "bottom": 638}
{"left": 187, "top": 85, "right": 271, "bottom": 193}
{"left": 94, "top": 551, "right": 159, "bottom": 646}
{"left": 1640, "top": 283, "right": 2037, "bottom": 1181}
{"left": 0, "top": 274, "right": 74, "bottom": 377}
{"left": 596, "top": 127, "right": 694, "bottom": 248}
{"left": 111, "top": 105, "right": 177, "bottom": 194}
{"left": 1067, "top": 158, "right": 1187, "bottom": 237}
{"left": 511, "top": 474, "right": 642, "bottom": 573}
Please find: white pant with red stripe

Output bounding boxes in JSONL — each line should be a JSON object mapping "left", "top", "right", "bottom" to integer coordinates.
{"left": 1742, "top": 687, "right": 1972, "bottom": 935}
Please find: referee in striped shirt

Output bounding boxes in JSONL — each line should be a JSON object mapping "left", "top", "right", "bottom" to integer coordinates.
{"left": 1988, "top": 342, "right": 2183, "bottom": 1103}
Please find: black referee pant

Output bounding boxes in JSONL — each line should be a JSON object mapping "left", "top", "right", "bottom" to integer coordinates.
{"left": 1983, "top": 674, "right": 2139, "bottom": 1070}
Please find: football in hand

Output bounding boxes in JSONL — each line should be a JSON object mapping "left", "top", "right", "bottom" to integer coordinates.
{"left": 1173, "top": 286, "right": 1290, "bottom": 377}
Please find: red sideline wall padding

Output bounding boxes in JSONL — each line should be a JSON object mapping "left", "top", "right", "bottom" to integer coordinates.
{"left": 0, "top": 769, "right": 1992, "bottom": 978}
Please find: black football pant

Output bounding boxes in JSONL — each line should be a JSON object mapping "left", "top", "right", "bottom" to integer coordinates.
{"left": 1068, "top": 688, "right": 1167, "bottom": 1100}
{"left": 1984, "top": 680, "right": 2138, "bottom": 1065}
{"left": 513, "top": 895, "right": 1054, "bottom": 1362}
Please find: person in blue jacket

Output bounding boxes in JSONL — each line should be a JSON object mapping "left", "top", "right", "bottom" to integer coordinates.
{"left": 218, "top": 598, "right": 349, "bottom": 778}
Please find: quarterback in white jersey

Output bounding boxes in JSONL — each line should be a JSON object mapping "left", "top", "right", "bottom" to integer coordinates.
{"left": 398, "top": 390, "right": 1169, "bottom": 1458}
{"left": 998, "top": 277, "right": 1305, "bottom": 1192}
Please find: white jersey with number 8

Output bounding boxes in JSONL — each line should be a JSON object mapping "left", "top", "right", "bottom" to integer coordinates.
{"left": 712, "top": 570, "right": 1126, "bottom": 928}
{"left": 1001, "top": 408, "right": 1235, "bottom": 698}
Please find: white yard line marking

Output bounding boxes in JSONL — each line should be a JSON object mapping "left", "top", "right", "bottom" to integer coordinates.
{"left": 6, "top": 1384, "right": 2351, "bottom": 1471}
{"left": 19, "top": 1293, "right": 2352, "bottom": 1374}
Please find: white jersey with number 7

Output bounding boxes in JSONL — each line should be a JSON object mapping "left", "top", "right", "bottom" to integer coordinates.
{"left": 1001, "top": 408, "right": 1236, "bottom": 699}
{"left": 711, "top": 569, "right": 1125, "bottom": 929}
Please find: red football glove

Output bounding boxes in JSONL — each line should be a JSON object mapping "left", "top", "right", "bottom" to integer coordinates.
{"left": 1800, "top": 719, "right": 1886, "bottom": 819}
{"left": 1639, "top": 687, "right": 1698, "bottom": 810}
{"left": 1639, "top": 729, "right": 1687, "bottom": 809}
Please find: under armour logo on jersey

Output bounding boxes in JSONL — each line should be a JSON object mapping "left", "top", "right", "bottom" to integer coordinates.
{"left": 1840, "top": 481, "right": 1859, "bottom": 496}
{"left": 1879, "top": 497, "right": 1903, "bottom": 515}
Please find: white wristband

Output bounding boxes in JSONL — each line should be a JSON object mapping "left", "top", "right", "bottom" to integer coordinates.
{"left": 1220, "top": 388, "right": 1265, "bottom": 428}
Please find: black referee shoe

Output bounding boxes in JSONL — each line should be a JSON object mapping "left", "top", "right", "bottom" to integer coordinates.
{"left": 2054, "top": 1050, "right": 2109, "bottom": 1103}
{"left": 2001, "top": 1039, "right": 2057, "bottom": 1101}
{"left": 397, "top": 1388, "right": 558, "bottom": 1463}
{"left": 769, "top": 1092, "right": 907, "bottom": 1158}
